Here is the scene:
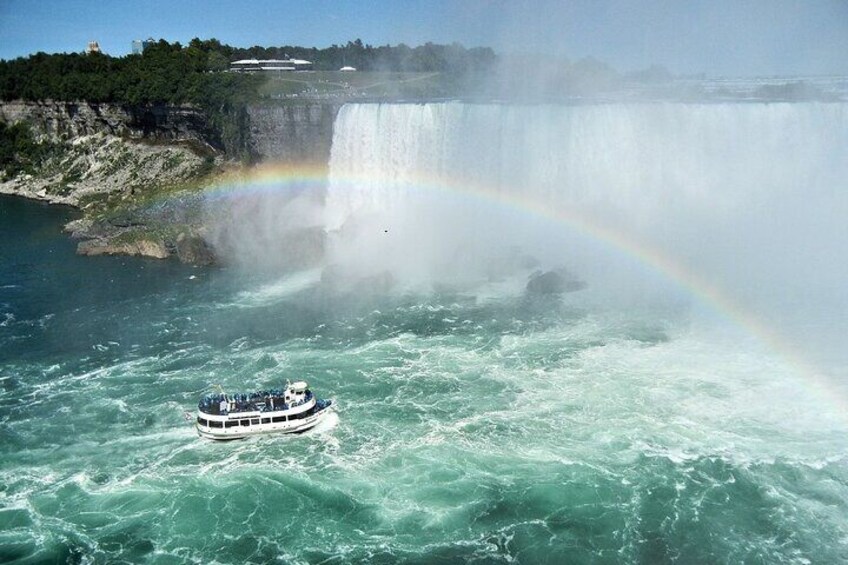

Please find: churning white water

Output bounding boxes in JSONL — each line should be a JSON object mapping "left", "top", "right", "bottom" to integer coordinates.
{"left": 325, "top": 102, "right": 848, "bottom": 363}
{"left": 5, "top": 102, "right": 847, "bottom": 563}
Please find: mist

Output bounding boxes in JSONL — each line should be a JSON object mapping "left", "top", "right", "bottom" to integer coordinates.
{"left": 440, "top": 0, "right": 848, "bottom": 77}
{"left": 325, "top": 102, "right": 847, "bottom": 372}
{"left": 207, "top": 101, "right": 846, "bottom": 323}
{"left": 201, "top": 0, "right": 848, "bottom": 379}
{"left": 202, "top": 174, "right": 327, "bottom": 274}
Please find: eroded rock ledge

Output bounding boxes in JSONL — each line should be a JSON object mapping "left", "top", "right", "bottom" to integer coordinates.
{"left": 0, "top": 100, "right": 218, "bottom": 147}
{"left": 77, "top": 238, "right": 170, "bottom": 259}
{"left": 1, "top": 99, "right": 342, "bottom": 265}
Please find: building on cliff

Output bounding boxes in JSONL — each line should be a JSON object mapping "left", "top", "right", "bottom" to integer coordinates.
{"left": 229, "top": 58, "right": 313, "bottom": 72}
{"left": 131, "top": 38, "right": 156, "bottom": 55}
{"left": 86, "top": 41, "right": 100, "bottom": 54}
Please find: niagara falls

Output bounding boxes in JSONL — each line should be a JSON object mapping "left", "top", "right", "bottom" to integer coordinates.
{"left": 1, "top": 1, "right": 847, "bottom": 563}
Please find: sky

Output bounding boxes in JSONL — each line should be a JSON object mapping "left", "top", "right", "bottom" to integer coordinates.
{"left": 1, "top": 0, "right": 847, "bottom": 76}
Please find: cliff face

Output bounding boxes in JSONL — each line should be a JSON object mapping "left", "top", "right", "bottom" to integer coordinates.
{"left": 0, "top": 100, "right": 226, "bottom": 207}
{"left": 0, "top": 100, "right": 220, "bottom": 148}
{"left": 0, "top": 99, "right": 344, "bottom": 264}
{"left": 245, "top": 102, "right": 342, "bottom": 163}
{"left": 0, "top": 99, "right": 344, "bottom": 164}
{"left": 0, "top": 133, "right": 211, "bottom": 206}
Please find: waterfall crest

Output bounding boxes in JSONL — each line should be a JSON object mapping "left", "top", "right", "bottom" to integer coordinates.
{"left": 325, "top": 102, "right": 848, "bottom": 301}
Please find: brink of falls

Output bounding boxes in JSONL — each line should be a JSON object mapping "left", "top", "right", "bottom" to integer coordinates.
{"left": 2, "top": 101, "right": 847, "bottom": 563}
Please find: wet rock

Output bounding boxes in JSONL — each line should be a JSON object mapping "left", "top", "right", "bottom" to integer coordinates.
{"left": 175, "top": 232, "right": 216, "bottom": 266}
{"left": 77, "top": 238, "right": 170, "bottom": 259}
{"left": 526, "top": 268, "right": 586, "bottom": 295}
{"left": 63, "top": 218, "right": 94, "bottom": 239}
{"left": 246, "top": 103, "right": 342, "bottom": 163}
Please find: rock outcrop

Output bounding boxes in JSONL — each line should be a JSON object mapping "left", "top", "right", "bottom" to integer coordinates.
{"left": 0, "top": 100, "right": 219, "bottom": 148}
{"left": 0, "top": 99, "right": 345, "bottom": 265}
{"left": 246, "top": 103, "right": 342, "bottom": 163}
{"left": 526, "top": 268, "right": 587, "bottom": 295}
{"left": 77, "top": 238, "right": 170, "bottom": 259}
{"left": 175, "top": 232, "right": 216, "bottom": 266}
{"left": 0, "top": 133, "right": 212, "bottom": 206}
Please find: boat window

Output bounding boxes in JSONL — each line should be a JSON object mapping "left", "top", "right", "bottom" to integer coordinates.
{"left": 240, "top": 419, "right": 250, "bottom": 427}
{"left": 251, "top": 419, "right": 260, "bottom": 425}
{"left": 261, "top": 418, "right": 271, "bottom": 424}
{"left": 209, "top": 420, "right": 223, "bottom": 428}
{"left": 197, "top": 417, "right": 208, "bottom": 426}
{"left": 272, "top": 416, "right": 286, "bottom": 423}
{"left": 225, "top": 421, "right": 239, "bottom": 428}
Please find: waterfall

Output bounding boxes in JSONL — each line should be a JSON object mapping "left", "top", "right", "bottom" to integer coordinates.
{"left": 325, "top": 102, "right": 848, "bottom": 303}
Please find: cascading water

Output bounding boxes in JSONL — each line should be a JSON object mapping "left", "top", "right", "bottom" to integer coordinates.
{"left": 326, "top": 102, "right": 848, "bottom": 359}
{"left": 2, "top": 101, "right": 847, "bottom": 563}
{"left": 326, "top": 102, "right": 847, "bottom": 288}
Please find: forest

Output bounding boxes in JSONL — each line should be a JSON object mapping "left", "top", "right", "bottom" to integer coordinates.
{"left": 0, "top": 38, "right": 498, "bottom": 169}
{"left": 0, "top": 38, "right": 496, "bottom": 105}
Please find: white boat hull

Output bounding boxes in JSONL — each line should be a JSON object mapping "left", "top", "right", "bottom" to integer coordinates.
{"left": 196, "top": 400, "right": 334, "bottom": 441}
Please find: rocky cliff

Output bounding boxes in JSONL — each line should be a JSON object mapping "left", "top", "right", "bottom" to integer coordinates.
{"left": 0, "top": 99, "right": 343, "bottom": 265}
{"left": 245, "top": 102, "right": 342, "bottom": 163}
{"left": 1, "top": 99, "right": 343, "bottom": 165}
{"left": 0, "top": 100, "right": 220, "bottom": 148}
{"left": 0, "top": 133, "right": 212, "bottom": 206}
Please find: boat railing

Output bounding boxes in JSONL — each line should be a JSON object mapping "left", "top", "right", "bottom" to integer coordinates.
{"left": 198, "top": 390, "right": 300, "bottom": 415}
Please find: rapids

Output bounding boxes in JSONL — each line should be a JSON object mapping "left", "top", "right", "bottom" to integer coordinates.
{"left": 2, "top": 101, "right": 847, "bottom": 563}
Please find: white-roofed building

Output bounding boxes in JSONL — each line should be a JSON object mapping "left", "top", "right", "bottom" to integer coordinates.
{"left": 230, "top": 58, "right": 313, "bottom": 72}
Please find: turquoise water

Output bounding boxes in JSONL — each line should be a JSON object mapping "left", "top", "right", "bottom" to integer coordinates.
{"left": 1, "top": 193, "right": 847, "bottom": 564}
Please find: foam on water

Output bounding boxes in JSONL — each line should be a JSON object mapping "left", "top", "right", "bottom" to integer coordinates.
{"left": 3, "top": 99, "right": 848, "bottom": 562}
{"left": 231, "top": 268, "right": 324, "bottom": 308}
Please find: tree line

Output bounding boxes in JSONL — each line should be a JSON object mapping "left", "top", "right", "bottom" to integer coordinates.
{"left": 0, "top": 121, "right": 58, "bottom": 177}
{"left": 0, "top": 39, "right": 262, "bottom": 106}
{"left": 0, "top": 38, "right": 497, "bottom": 164}
{"left": 230, "top": 39, "right": 497, "bottom": 74}
{"left": 0, "top": 38, "right": 496, "bottom": 105}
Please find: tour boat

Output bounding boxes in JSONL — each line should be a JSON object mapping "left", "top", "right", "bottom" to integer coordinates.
{"left": 195, "top": 380, "right": 334, "bottom": 440}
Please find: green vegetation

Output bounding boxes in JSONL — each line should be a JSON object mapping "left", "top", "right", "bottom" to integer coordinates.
{"left": 0, "top": 39, "right": 258, "bottom": 105}
{"left": 0, "top": 38, "right": 502, "bottom": 159}
{"left": 0, "top": 38, "right": 495, "bottom": 105}
{"left": 257, "top": 70, "right": 464, "bottom": 100}
{"left": 0, "top": 38, "right": 499, "bottom": 158}
{"left": 0, "top": 39, "right": 264, "bottom": 158}
{"left": 232, "top": 39, "right": 496, "bottom": 73}
{"left": 0, "top": 121, "right": 57, "bottom": 178}
{"left": 111, "top": 223, "right": 179, "bottom": 246}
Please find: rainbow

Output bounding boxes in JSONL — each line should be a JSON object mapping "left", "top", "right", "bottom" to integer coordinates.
{"left": 170, "top": 162, "right": 847, "bottom": 421}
